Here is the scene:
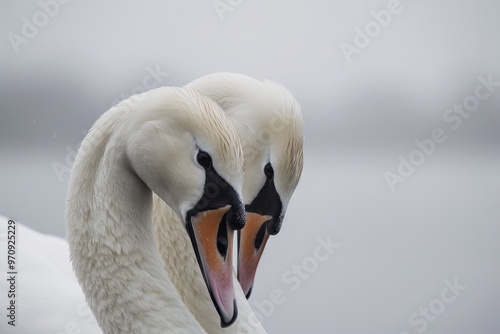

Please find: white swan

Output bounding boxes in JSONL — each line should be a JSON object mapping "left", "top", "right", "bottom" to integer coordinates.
{"left": 151, "top": 73, "right": 303, "bottom": 332}
{"left": 65, "top": 86, "right": 254, "bottom": 333}
{"left": 187, "top": 73, "right": 304, "bottom": 298}
{"left": 1, "top": 74, "right": 302, "bottom": 334}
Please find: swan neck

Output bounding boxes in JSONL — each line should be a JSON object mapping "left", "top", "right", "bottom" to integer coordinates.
{"left": 66, "top": 121, "right": 205, "bottom": 333}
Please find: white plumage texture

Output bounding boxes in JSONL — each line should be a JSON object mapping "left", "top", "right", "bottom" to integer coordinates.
{"left": 0, "top": 218, "right": 102, "bottom": 334}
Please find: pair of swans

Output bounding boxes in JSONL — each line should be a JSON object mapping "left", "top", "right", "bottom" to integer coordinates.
{"left": 5, "top": 73, "right": 303, "bottom": 333}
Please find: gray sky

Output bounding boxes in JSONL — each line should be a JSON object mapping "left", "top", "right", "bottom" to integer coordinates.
{"left": 1, "top": 0, "right": 499, "bottom": 148}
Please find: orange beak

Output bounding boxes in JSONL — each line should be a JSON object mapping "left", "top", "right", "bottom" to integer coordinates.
{"left": 237, "top": 212, "right": 272, "bottom": 298}
{"left": 188, "top": 205, "right": 238, "bottom": 327}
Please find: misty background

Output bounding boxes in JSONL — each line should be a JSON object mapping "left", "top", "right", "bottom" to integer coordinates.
{"left": 1, "top": 0, "right": 499, "bottom": 333}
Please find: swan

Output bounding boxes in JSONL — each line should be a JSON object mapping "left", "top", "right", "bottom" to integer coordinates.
{"left": 1, "top": 74, "right": 301, "bottom": 333}
{"left": 65, "top": 86, "right": 253, "bottom": 333}
{"left": 187, "top": 73, "right": 304, "bottom": 299}
{"left": 151, "top": 73, "right": 303, "bottom": 332}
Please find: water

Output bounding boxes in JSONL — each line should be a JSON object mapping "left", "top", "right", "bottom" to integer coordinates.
{"left": 1, "top": 145, "right": 499, "bottom": 333}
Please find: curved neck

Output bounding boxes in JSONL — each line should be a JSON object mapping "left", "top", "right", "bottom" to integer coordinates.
{"left": 153, "top": 196, "right": 267, "bottom": 334}
{"left": 66, "top": 111, "right": 206, "bottom": 333}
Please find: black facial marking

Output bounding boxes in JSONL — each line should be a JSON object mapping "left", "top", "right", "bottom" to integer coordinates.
{"left": 187, "top": 151, "right": 245, "bottom": 231}
{"left": 245, "top": 162, "right": 283, "bottom": 235}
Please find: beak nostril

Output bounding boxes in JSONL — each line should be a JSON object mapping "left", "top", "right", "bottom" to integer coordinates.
{"left": 254, "top": 221, "right": 268, "bottom": 251}
{"left": 217, "top": 215, "right": 229, "bottom": 259}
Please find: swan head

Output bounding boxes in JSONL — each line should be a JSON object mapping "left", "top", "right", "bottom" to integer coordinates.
{"left": 125, "top": 87, "right": 245, "bottom": 327}
{"left": 186, "top": 73, "right": 304, "bottom": 298}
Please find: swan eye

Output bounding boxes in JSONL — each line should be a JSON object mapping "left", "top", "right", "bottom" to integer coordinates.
{"left": 264, "top": 162, "right": 274, "bottom": 179}
{"left": 197, "top": 150, "right": 212, "bottom": 169}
